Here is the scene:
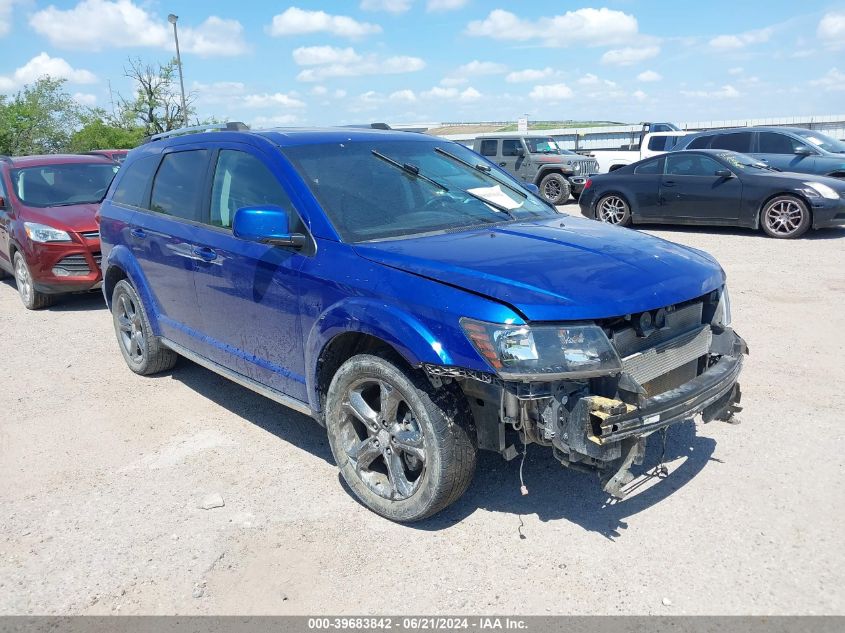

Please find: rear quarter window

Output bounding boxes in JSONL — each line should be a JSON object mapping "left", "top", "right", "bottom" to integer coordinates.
{"left": 687, "top": 136, "right": 713, "bottom": 150}
{"left": 111, "top": 155, "right": 159, "bottom": 208}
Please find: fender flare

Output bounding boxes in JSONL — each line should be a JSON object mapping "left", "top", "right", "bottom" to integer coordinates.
{"left": 102, "top": 245, "right": 163, "bottom": 335}
{"left": 534, "top": 165, "right": 572, "bottom": 184}
{"left": 304, "top": 298, "right": 454, "bottom": 412}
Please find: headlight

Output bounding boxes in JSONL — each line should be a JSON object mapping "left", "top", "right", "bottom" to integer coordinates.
{"left": 802, "top": 182, "right": 839, "bottom": 200}
{"left": 24, "top": 222, "right": 71, "bottom": 243}
{"left": 461, "top": 318, "right": 622, "bottom": 380}
{"left": 714, "top": 286, "right": 732, "bottom": 327}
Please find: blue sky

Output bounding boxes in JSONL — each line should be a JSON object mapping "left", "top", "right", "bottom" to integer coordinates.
{"left": 1, "top": 0, "right": 844, "bottom": 126}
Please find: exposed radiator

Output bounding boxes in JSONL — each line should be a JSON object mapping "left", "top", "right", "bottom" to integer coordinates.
{"left": 621, "top": 326, "right": 712, "bottom": 386}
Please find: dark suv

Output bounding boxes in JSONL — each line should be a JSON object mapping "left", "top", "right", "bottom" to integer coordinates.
{"left": 98, "top": 124, "right": 745, "bottom": 522}
{"left": 674, "top": 127, "right": 845, "bottom": 178}
{"left": 0, "top": 154, "right": 118, "bottom": 309}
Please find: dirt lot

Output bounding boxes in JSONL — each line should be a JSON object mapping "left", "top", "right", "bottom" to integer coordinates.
{"left": 1, "top": 211, "right": 844, "bottom": 615}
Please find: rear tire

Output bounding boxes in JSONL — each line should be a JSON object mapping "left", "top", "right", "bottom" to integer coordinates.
{"left": 13, "top": 252, "right": 54, "bottom": 310}
{"left": 539, "top": 173, "right": 571, "bottom": 205}
{"left": 111, "top": 279, "right": 177, "bottom": 375}
{"left": 596, "top": 194, "right": 632, "bottom": 226}
{"left": 760, "top": 195, "right": 811, "bottom": 239}
{"left": 325, "top": 354, "right": 477, "bottom": 522}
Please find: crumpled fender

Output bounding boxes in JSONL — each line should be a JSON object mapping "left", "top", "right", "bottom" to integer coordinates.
{"left": 304, "top": 297, "right": 453, "bottom": 412}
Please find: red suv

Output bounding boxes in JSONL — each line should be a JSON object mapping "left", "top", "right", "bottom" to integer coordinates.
{"left": 0, "top": 154, "right": 119, "bottom": 309}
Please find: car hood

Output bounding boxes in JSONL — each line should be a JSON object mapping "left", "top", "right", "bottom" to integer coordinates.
{"left": 20, "top": 202, "right": 100, "bottom": 233}
{"left": 354, "top": 216, "right": 725, "bottom": 321}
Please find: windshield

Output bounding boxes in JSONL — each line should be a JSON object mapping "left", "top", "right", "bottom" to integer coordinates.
{"left": 524, "top": 137, "right": 561, "bottom": 154}
{"left": 284, "top": 139, "right": 557, "bottom": 242}
{"left": 793, "top": 129, "right": 845, "bottom": 154}
{"left": 716, "top": 151, "right": 772, "bottom": 171}
{"left": 12, "top": 163, "right": 119, "bottom": 208}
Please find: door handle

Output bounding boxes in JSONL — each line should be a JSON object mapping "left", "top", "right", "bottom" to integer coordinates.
{"left": 130, "top": 228, "right": 146, "bottom": 239}
{"left": 192, "top": 246, "right": 217, "bottom": 262}
{"left": 662, "top": 180, "right": 676, "bottom": 187}
{"left": 499, "top": 162, "right": 507, "bottom": 167}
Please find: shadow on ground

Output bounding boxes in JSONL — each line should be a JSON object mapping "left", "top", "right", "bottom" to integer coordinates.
{"left": 0, "top": 279, "right": 106, "bottom": 312}
{"left": 165, "top": 358, "right": 719, "bottom": 539}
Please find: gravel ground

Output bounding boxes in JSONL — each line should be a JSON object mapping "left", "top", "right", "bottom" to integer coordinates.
{"left": 1, "top": 209, "right": 844, "bottom": 615}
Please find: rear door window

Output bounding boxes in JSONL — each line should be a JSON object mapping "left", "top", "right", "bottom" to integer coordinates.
{"left": 149, "top": 150, "right": 209, "bottom": 222}
{"left": 479, "top": 140, "right": 498, "bottom": 157}
{"left": 502, "top": 140, "right": 522, "bottom": 156}
{"left": 710, "top": 132, "right": 752, "bottom": 152}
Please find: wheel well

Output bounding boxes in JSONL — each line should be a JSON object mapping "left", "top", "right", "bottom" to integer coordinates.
{"left": 103, "top": 265, "right": 128, "bottom": 308}
{"left": 316, "top": 333, "right": 407, "bottom": 411}
{"left": 757, "top": 192, "right": 813, "bottom": 229}
{"left": 826, "top": 171, "right": 845, "bottom": 179}
{"left": 535, "top": 169, "right": 566, "bottom": 184}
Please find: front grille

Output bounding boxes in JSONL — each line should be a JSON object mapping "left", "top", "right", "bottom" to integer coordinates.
{"left": 80, "top": 230, "right": 99, "bottom": 240}
{"left": 54, "top": 254, "right": 91, "bottom": 275}
{"left": 581, "top": 159, "right": 599, "bottom": 175}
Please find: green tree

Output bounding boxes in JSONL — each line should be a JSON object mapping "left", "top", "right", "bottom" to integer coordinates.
{"left": 0, "top": 78, "right": 84, "bottom": 156}
{"left": 69, "top": 114, "right": 145, "bottom": 152}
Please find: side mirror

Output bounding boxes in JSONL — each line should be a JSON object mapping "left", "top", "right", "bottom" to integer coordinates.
{"left": 517, "top": 147, "right": 526, "bottom": 157}
{"left": 233, "top": 206, "right": 306, "bottom": 249}
{"left": 524, "top": 183, "right": 540, "bottom": 195}
{"left": 714, "top": 169, "right": 734, "bottom": 178}
{"left": 794, "top": 145, "right": 813, "bottom": 156}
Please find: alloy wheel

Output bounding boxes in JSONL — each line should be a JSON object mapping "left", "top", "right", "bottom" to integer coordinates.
{"left": 14, "top": 256, "right": 32, "bottom": 305}
{"left": 543, "top": 179, "right": 562, "bottom": 200}
{"left": 338, "top": 378, "right": 427, "bottom": 501}
{"left": 764, "top": 199, "right": 805, "bottom": 237}
{"left": 597, "top": 196, "right": 629, "bottom": 224}
{"left": 116, "top": 293, "right": 146, "bottom": 362}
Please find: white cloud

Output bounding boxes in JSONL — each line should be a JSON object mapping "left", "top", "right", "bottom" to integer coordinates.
{"left": 0, "top": 0, "right": 23, "bottom": 37}
{"left": 293, "top": 46, "right": 362, "bottom": 66}
{"left": 637, "top": 70, "right": 662, "bottom": 82}
{"left": 681, "top": 84, "right": 740, "bottom": 99}
{"left": 295, "top": 53, "right": 425, "bottom": 82}
{"left": 709, "top": 27, "right": 772, "bottom": 50}
{"left": 252, "top": 114, "right": 299, "bottom": 127}
{"left": 577, "top": 73, "right": 600, "bottom": 85}
{"left": 728, "top": 66, "right": 744, "bottom": 75}
{"left": 427, "top": 0, "right": 469, "bottom": 11}
{"left": 632, "top": 90, "right": 647, "bottom": 102}
{"left": 454, "top": 60, "right": 507, "bottom": 75}
{"left": 601, "top": 45, "right": 660, "bottom": 66}
{"left": 528, "top": 83, "right": 574, "bottom": 101}
{"left": 466, "top": 8, "right": 638, "bottom": 47}
{"left": 268, "top": 7, "right": 381, "bottom": 39}
{"left": 390, "top": 89, "right": 417, "bottom": 102}
{"left": 506, "top": 67, "right": 555, "bottom": 83}
{"left": 419, "top": 85, "right": 481, "bottom": 103}
{"left": 311, "top": 85, "right": 328, "bottom": 96}
{"left": 0, "top": 52, "right": 97, "bottom": 92}
{"left": 242, "top": 93, "right": 307, "bottom": 109}
{"left": 809, "top": 68, "right": 845, "bottom": 92}
{"left": 28, "top": 1, "right": 247, "bottom": 56}
{"left": 193, "top": 81, "right": 246, "bottom": 106}
{"left": 459, "top": 86, "right": 482, "bottom": 102}
{"left": 361, "top": 0, "right": 412, "bottom": 13}
{"left": 440, "top": 76, "right": 468, "bottom": 87}
{"left": 73, "top": 92, "right": 98, "bottom": 106}
{"left": 818, "top": 12, "right": 845, "bottom": 48}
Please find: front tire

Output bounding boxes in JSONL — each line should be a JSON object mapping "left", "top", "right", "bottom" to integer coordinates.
{"left": 596, "top": 194, "right": 632, "bottom": 226}
{"left": 760, "top": 195, "right": 811, "bottom": 239}
{"left": 539, "top": 173, "right": 571, "bottom": 205}
{"left": 325, "top": 354, "right": 477, "bottom": 522}
{"left": 111, "top": 279, "right": 177, "bottom": 375}
{"left": 13, "top": 252, "right": 54, "bottom": 310}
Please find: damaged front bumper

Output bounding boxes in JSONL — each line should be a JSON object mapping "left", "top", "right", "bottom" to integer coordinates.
{"left": 428, "top": 325, "right": 748, "bottom": 499}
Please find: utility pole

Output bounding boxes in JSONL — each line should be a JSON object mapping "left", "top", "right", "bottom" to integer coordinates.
{"left": 168, "top": 14, "right": 189, "bottom": 127}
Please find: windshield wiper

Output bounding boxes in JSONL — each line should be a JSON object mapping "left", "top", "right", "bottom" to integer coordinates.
{"left": 372, "top": 150, "right": 449, "bottom": 192}
{"left": 434, "top": 147, "right": 527, "bottom": 200}
{"left": 373, "top": 149, "right": 516, "bottom": 219}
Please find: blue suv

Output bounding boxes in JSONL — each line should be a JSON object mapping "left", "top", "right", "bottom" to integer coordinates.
{"left": 99, "top": 124, "right": 747, "bottom": 521}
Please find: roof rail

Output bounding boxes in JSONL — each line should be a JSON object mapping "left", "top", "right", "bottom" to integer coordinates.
{"left": 145, "top": 121, "right": 249, "bottom": 144}
{"left": 0, "top": 155, "right": 12, "bottom": 163}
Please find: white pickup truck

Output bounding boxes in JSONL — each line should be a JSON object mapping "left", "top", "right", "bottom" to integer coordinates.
{"left": 589, "top": 131, "right": 689, "bottom": 173}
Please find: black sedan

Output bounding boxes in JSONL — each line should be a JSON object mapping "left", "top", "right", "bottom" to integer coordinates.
{"left": 578, "top": 149, "right": 845, "bottom": 238}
